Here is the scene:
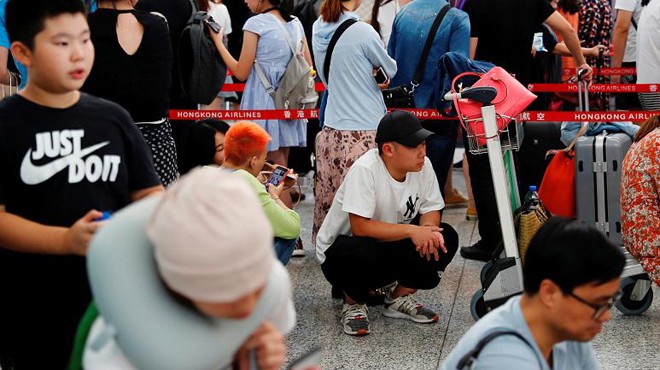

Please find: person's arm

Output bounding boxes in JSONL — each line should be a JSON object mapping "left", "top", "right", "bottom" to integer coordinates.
{"left": 469, "top": 38, "right": 478, "bottom": 59}
{"left": 302, "top": 34, "right": 313, "bottom": 67}
{"left": 349, "top": 213, "right": 442, "bottom": 244}
{"left": 451, "top": 13, "right": 471, "bottom": 59}
{"left": 130, "top": 185, "right": 164, "bottom": 202}
{"left": 0, "top": 207, "right": 103, "bottom": 256}
{"left": 363, "top": 24, "right": 398, "bottom": 79}
{"left": 349, "top": 214, "right": 444, "bottom": 260}
{"left": 209, "top": 28, "right": 258, "bottom": 81}
{"left": 264, "top": 179, "right": 301, "bottom": 240}
{"left": 0, "top": 46, "right": 13, "bottom": 85}
{"left": 544, "top": 11, "right": 592, "bottom": 81}
{"left": 419, "top": 210, "right": 441, "bottom": 227}
{"left": 552, "top": 42, "right": 606, "bottom": 58}
{"left": 611, "top": 9, "right": 633, "bottom": 84}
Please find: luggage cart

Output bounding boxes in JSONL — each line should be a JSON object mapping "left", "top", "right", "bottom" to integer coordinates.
{"left": 443, "top": 87, "right": 525, "bottom": 321}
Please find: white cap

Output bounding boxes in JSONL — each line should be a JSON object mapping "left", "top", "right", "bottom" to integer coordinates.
{"left": 146, "top": 168, "right": 275, "bottom": 302}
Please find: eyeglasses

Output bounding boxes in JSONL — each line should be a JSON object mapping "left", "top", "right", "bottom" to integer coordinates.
{"left": 568, "top": 290, "right": 623, "bottom": 320}
{"left": 215, "top": 143, "right": 224, "bottom": 152}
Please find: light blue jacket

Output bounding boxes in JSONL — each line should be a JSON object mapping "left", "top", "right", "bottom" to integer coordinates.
{"left": 312, "top": 12, "right": 397, "bottom": 131}
{"left": 388, "top": 0, "right": 470, "bottom": 108}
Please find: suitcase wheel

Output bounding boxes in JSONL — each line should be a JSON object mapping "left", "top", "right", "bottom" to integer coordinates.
{"left": 470, "top": 289, "right": 489, "bottom": 321}
{"left": 615, "top": 276, "right": 654, "bottom": 316}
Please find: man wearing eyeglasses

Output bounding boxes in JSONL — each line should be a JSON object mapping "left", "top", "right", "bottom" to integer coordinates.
{"left": 440, "top": 217, "right": 626, "bottom": 370}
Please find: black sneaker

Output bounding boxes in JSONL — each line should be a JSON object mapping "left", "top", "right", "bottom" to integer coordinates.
{"left": 460, "top": 241, "right": 495, "bottom": 262}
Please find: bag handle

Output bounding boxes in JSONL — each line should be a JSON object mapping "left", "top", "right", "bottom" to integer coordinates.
{"left": 451, "top": 71, "right": 508, "bottom": 141}
{"left": 411, "top": 5, "right": 450, "bottom": 88}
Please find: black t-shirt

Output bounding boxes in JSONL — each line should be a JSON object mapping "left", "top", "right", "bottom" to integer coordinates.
{"left": 136, "top": 0, "right": 196, "bottom": 109}
{"left": 82, "top": 9, "right": 173, "bottom": 123}
{"left": 0, "top": 93, "right": 160, "bottom": 364}
{"left": 0, "top": 93, "right": 160, "bottom": 226}
{"left": 463, "top": 0, "right": 555, "bottom": 85}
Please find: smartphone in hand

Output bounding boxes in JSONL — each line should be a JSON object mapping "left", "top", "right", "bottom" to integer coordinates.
{"left": 267, "top": 165, "right": 289, "bottom": 187}
{"left": 374, "top": 67, "right": 388, "bottom": 84}
{"left": 205, "top": 17, "right": 221, "bottom": 33}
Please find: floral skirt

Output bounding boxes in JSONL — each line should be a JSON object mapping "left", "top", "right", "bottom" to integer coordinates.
{"left": 312, "top": 126, "right": 376, "bottom": 243}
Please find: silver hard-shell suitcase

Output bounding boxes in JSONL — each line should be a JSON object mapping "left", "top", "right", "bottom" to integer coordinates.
{"left": 575, "top": 133, "right": 631, "bottom": 245}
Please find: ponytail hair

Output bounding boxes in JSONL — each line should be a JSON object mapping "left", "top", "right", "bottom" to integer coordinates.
{"left": 320, "top": 0, "right": 351, "bottom": 23}
{"left": 635, "top": 115, "right": 660, "bottom": 142}
{"left": 269, "top": 0, "right": 294, "bottom": 22}
{"left": 370, "top": 0, "right": 394, "bottom": 37}
{"left": 195, "top": 0, "right": 209, "bottom": 12}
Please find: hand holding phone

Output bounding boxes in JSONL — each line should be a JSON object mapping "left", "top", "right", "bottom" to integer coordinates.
{"left": 267, "top": 165, "right": 289, "bottom": 187}
{"left": 205, "top": 17, "right": 221, "bottom": 34}
{"left": 374, "top": 67, "right": 388, "bottom": 84}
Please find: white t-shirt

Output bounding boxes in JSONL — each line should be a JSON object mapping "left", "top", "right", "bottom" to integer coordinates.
{"left": 83, "top": 263, "right": 296, "bottom": 370}
{"left": 377, "top": 0, "right": 402, "bottom": 47}
{"left": 615, "top": 0, "right": 643, "bottom": 63}
{"left": 637, "top": 0, "right": 660, "bottom": 83}
{"left": 208, "top": 1, "right": 232, "bottom": 35}
{"left": 315, "top": 148, "right": 444, "bottom": 263}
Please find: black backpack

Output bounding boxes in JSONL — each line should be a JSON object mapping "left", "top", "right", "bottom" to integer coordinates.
{"left": 178, "top": 0, "right": 227, "bottom": 105}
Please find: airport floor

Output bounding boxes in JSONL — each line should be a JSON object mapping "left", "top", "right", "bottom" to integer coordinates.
{"left": 283, "top": 168, "right": 660, "bottom": 370}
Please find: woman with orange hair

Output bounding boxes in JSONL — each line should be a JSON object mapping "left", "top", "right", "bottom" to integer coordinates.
{"left": 621, "top": 115, "right": 660, "bottom": 286}
{"left": 222, "top": 121, "right": 301, "bottom": 265}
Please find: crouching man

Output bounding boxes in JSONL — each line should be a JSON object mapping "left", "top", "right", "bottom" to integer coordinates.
{"left": 316, "top": 110, "right": 459, "bottom": 336}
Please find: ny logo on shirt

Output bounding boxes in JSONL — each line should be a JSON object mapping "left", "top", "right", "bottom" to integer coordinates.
{"left": 404, "top": 194, "right": 419, "bottom": 219}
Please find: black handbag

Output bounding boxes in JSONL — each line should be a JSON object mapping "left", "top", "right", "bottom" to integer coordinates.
{"left": 382, "top": 4, "right": 450, "bottom": 108}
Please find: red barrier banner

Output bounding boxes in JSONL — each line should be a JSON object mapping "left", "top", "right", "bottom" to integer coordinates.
{"left": 527, "top": 83, "right": 659, "bottom": 93}
{"left": 170, "top": 109, "right": 660, "bottom": 122}
{"left": 562, "top": 67, "right": 636, "bottom": 76}
{"left": 520, "top": 111, "right": 660, "bottom": 122}
{"left": 169, "top": 108, "right": 460, "bottom": 121}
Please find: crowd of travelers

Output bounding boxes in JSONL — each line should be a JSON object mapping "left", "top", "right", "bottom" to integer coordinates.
{"left": 0, "top": 0, "right": 658, "bottom": 369}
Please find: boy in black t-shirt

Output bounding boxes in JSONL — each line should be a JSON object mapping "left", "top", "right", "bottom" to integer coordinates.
{"left": 0, "top": 0, "right": 163, "bottom": 368}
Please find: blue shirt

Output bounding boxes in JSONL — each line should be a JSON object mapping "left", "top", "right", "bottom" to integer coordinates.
{"left": 0, "top": 0, "right": 27, "bottom": 89}
{"left": 312, "top": 12, "right": 397, "bottom": 131}
{"left": 388, "top": 0, "right": 470, "bottom": 109}
{"left": 440, "top": 296, "right": 600, "bottom": 370}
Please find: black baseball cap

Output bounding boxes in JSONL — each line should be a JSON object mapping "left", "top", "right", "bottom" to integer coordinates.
{"left": 375, "top": 110, "right": 434, "bottom": 147}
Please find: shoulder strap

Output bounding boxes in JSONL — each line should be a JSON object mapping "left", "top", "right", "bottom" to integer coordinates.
{"left": 254, "top": 61, "right": 276, "bottom": 98}
{"left": 412, "top": 5, "right": 450, "bottom": 86}
{"left": 187, "top": 0, "right": 198, "bottom": 13}
{"left": 276, "top": 18, "right": 302, "bottom": 55}
{"left": 254, "top": 18, "right": 304, "bottom": 98}
{"left": 322, "top": 18, "right": 358, "bottom": 83}
{"left": 631, "top": 17, "right": 637, "bottom": 30}
{"left": 455, "top": 330, "right": 536, "bottom": 370}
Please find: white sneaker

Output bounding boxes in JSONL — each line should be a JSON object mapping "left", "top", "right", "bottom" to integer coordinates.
{"left": 383, "top": 294, "right": 439, "bottom": 323}
{"left": 341, "top": 303, "right": 370, "bottom": 336}
{"left": 291, "top": 238, "right": 305, "bottom": 257}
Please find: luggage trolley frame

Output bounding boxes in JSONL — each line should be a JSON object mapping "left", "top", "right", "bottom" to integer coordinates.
{"left": 444, "top": 87, "right": 525, "bottom": 321}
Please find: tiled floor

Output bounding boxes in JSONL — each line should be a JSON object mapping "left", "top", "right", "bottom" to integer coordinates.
{"left": 284, "top": 168, "right": 660, "bottom": 370}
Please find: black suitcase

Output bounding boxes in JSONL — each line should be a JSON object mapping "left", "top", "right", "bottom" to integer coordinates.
{"left": 518, "top": 121, "right": 564, "bottom": 192}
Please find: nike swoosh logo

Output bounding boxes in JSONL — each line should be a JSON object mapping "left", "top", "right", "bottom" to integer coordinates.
{"left": 20, "top": 142, "right": 110, "bottom": 185}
